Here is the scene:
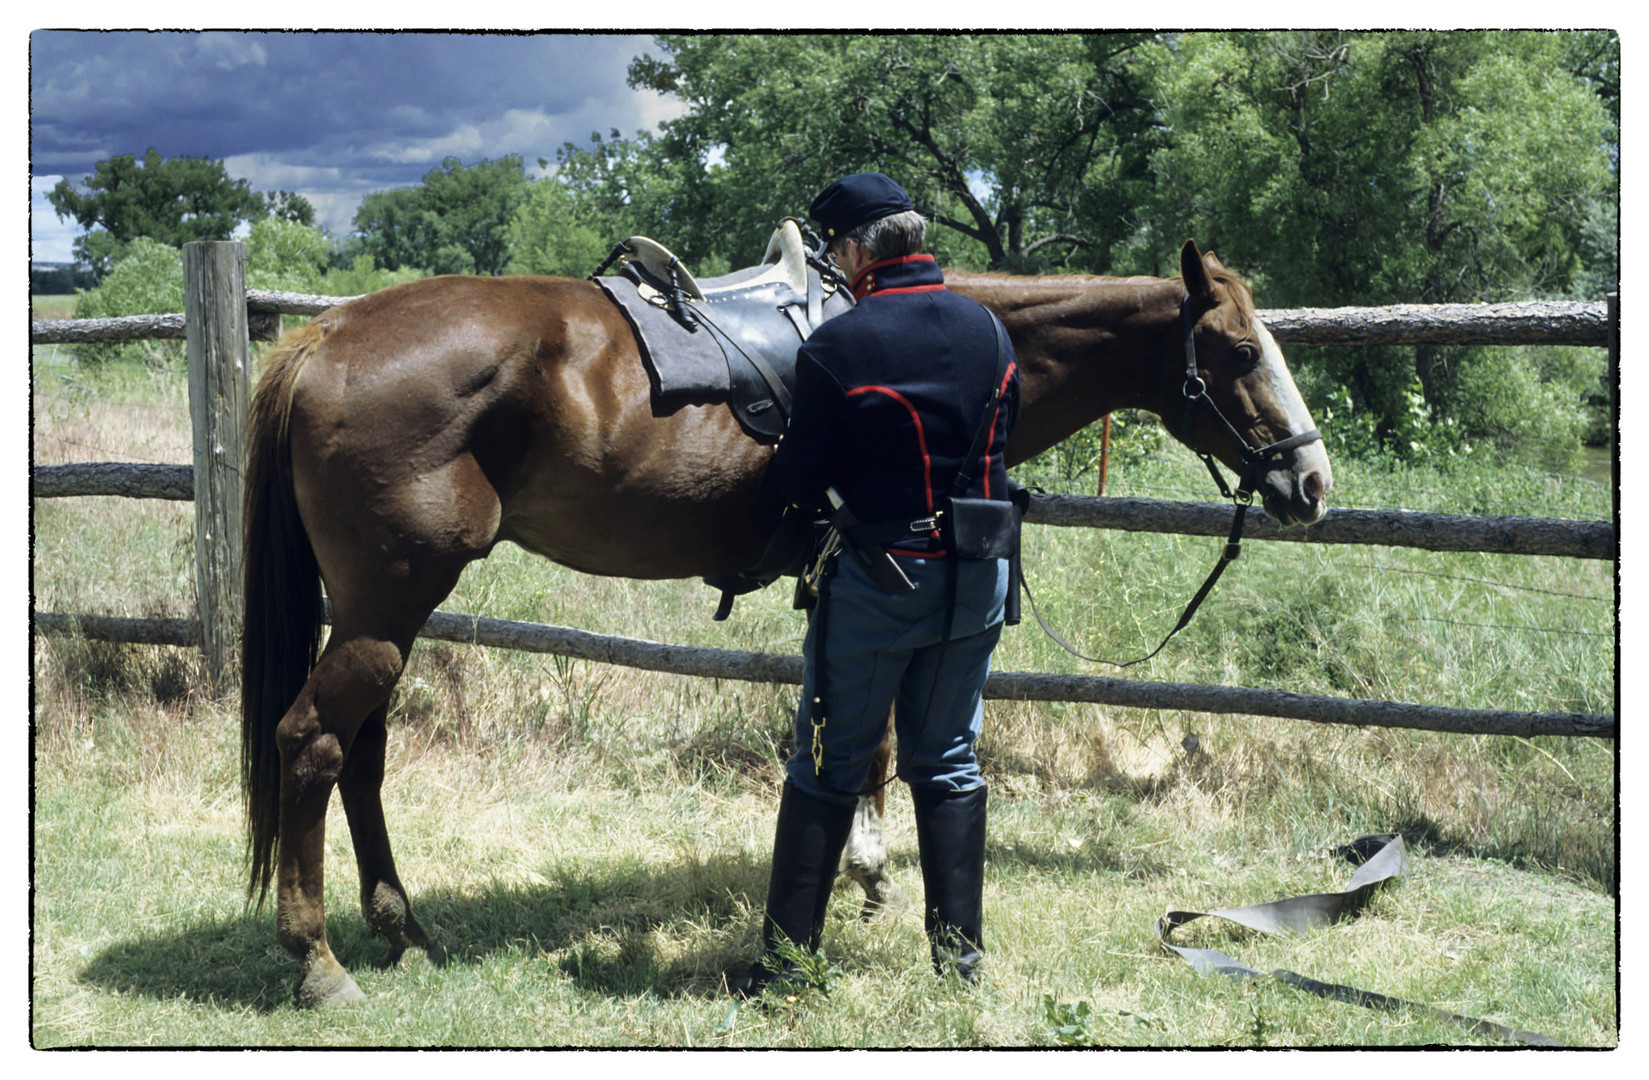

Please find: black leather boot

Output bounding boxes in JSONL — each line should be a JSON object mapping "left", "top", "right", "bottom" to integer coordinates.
{"left": 728, "top": 781, "right": 857, "bottom": 996}
{"left": 911, "top": 782, "right": 988, "bottom": 982}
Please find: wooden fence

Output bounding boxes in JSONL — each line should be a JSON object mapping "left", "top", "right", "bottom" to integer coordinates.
{"left": 31, "top": 242, "right": 1619, "bottom": 739}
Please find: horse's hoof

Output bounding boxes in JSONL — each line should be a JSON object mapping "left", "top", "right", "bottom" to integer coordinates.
{"left": 296, "top": 962, "right": 367, "bottom": 1008}
{"left": 858, "top": 879, "right": 912, "bottom": 923}
{"left": 423, "top": 940, "right": 448, "bottom": 968}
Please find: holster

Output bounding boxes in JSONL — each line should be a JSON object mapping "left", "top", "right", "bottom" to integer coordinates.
{"left": 835, "top": 503, "right": 917, "bottom": 594}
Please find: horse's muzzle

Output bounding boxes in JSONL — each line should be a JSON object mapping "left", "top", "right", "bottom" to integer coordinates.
{"left": 1259, "top": 452, "right": 1332, "bottom": 528}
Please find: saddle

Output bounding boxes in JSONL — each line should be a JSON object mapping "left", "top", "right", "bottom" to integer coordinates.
{"left": 590, "top": 219, "right": 854, "bottom": 441}
{"left": 589, "top": 219, "right": 855, "bottom": 617}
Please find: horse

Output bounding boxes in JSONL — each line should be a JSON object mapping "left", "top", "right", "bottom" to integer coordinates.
{"left": 240, "top": 239, "right": 1331, "bottom": 1007}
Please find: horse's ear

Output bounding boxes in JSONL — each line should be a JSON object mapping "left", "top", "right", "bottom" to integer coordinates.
{"left": 1181, "top": 239, "right": 1215, "bottom": 301}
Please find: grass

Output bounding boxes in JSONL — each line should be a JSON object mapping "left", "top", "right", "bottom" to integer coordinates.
{"left": 29, "top": 352, "right": 1617, "bottom": 1047}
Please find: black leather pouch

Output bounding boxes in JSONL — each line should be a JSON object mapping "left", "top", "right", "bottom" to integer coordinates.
{"left": 946, "top": 494, "right": 1021, "bottom": 561}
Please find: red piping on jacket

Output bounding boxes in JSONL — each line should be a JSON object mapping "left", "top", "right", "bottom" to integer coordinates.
{"left": 845, "top": 383, "right": 944, "bottom": 554}
{"left": 979, "top": 360, "right": 1018, "bottom": 499}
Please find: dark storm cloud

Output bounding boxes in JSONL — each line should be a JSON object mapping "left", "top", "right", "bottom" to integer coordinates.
{"left": 30, "top": 30, "right": 681, "bottom": 246}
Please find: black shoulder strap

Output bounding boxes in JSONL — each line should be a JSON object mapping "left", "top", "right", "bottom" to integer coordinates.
{"left": 951, "top": 311, "right": 1012, "bottom": 500}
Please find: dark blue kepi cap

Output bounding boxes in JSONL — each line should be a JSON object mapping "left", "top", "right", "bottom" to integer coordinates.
{"left": 809, "top": 173, "right": 914, "bottom": 239}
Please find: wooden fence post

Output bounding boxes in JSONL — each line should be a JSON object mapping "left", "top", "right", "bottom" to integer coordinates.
{"left": 1607, "top": 291, "right": 1618, "bottom": 520}
{"left": 184, "top": 242, "right": 250, "bottom": 695}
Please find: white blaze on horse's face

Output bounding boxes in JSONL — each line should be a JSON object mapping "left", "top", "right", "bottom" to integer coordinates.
{"left": 1254, "top": 319, "right": 1332, "bottom": 527}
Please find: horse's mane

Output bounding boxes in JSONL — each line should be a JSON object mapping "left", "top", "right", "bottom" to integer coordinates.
{"left": 946, "top": 263, "right": 1256, "bottom": 320}
{"left": 945, "top": 263, "right": 1253, "bottom": 294}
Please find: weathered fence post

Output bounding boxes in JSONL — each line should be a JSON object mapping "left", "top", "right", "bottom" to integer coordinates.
{"left": 184, "top": 242, "right": 250, "bottom": 694}
{"left": 1607, "top": 292, "right": 1618, "bottom": 518}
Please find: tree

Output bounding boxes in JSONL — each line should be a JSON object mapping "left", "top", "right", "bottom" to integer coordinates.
{"left": 627, "top": 34, "right": 1159, "bottom": 271}
{"left": 1136, "top": 31, "right": 1614, "bottom": 466}
{"left": 262, "top": 190, "right": 318, "bottom": 227}
{"left": 244, "top": 218, "right": 330, "bottom": 293}
{"left": 67, "top": 236, "right": 187, "bottom": 367}
{"left": 505, "top": 173, "right": 612, "bottom": 278}
{"left": 46, "top": 147, "right": 268, "bottom": 276}
{"left": 348, "top": 156, "right": 531, "bottom": 276}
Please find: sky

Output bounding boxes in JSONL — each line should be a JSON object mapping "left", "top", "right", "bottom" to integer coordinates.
{"left": 28, "top": 30, "right": 689, "bottom": 262}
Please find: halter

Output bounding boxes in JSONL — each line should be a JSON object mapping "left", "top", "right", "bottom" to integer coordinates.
{"left": 1022, "top": 293, "right": 1323, "bottom": 668}
{"left": 1177, "top": 293, "right": 1323, "bottom": 508}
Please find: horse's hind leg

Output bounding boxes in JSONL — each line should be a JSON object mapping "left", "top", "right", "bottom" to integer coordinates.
{"left": 840, "top": 711, "right": 910, "bottom": 921}
{"left": 275, "top": 564, "right": 468, "bottom": 1006}
{"left": 338, "top": 701, "right": 447, "bottom": 969}
{"left": 273, "top": 627, "right": 413, "bottom": 1007}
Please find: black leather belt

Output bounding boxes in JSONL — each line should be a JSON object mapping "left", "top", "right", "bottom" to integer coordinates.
{"left": 844, "top": 513, "right": 942, "bottom": 549}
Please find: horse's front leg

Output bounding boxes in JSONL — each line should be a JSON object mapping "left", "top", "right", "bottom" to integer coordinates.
{"left": 339, "top": 702, "right": 446, "bottom": 970}
{"left": 839, "top": 710, "right": 910, "bottom": 920}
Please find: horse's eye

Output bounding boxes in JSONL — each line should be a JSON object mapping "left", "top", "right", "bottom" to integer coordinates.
{"left": 1234, "top": 343, "right": 1261, "bottom": 371}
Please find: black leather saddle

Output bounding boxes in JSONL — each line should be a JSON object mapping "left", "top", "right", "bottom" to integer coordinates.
{"left": 590, "top": 219, "right": 854, "bottom": 441}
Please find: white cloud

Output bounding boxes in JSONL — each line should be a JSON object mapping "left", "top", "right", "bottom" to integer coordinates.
{"left": 366, "top": 124, "right": 489, "bottom": 165}
{"left": 632, "top": 90, "right": 690, "bottom": 134}
{"left": 30, "top": 175, "right": 80, "bottom": 264}
{"left": 223, "top": 153, "right": 345, "bottom": 191}
{"left": 193, "top": 32, "right": 268, "bottom": 72}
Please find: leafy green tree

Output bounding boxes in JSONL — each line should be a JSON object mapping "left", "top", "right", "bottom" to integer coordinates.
{"left": 318, "top": 254, "right": 426, "bottom": 298}
{"left": 67, "top": 219, "right": 358, "bottom": 367}
{"left": 505, "top": 173, "right": 612, "bottom": 278}
{"left": 627, "top": 34, "right": 1158, "bottom": 271}
{"left": 244, "top": 218, "right": 330, "bottom": 293}
{"left": 67, "top": 237, "right": 187, "bottom": 367}
{"left": 547, "top": 126, "right": 734, "bottom": 276}
{"left": 46, "top": 147, "right": 268, "bottom": 276}
{"left": 261, "top": 190, "right": 318, "bottom": 226}
{"left": 1137, "top": 31, "right": 1615, "bottom": 465}
{"left": 348, "top": 156, "right": 531, "bottom": 276}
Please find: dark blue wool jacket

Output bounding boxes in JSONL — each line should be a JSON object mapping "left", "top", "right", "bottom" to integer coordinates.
{"left": 772, "top": 254, "right": 1020, "bottom": 557}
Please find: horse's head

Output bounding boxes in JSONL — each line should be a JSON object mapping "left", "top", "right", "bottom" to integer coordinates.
{"left": 1174, "top": 240, "right": 1331, "bottom": 527}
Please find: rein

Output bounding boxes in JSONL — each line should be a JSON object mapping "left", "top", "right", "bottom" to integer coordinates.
{"left": 1022, "top": 294, "right": 1321, "bottom": 668}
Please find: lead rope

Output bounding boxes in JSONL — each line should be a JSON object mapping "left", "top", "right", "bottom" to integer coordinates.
{"left": 1017, "top": 484, "right": 1254, "bottom": 669}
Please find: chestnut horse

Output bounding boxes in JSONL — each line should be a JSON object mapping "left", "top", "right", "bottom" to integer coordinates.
{"left": 241, "top": 240, "right": 1330, "bottom": 1006}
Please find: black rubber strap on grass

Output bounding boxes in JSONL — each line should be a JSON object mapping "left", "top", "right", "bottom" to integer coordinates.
{"left": 1155, "top": 834, "right": 1563, "bottom": 1046}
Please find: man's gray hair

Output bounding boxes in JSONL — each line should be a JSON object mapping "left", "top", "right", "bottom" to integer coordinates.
{"left": 845, "top": 209, "right": 926, "bottom": 262}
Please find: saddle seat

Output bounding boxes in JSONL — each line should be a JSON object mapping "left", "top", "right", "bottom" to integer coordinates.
{"left": 618, "top": 218, "right": 813, "bottom": 305}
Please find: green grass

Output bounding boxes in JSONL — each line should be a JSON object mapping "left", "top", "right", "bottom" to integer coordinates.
{"left": 31, "top": 360, "right": 1617, "bottom": 1047}
{"left": 32, "top": 294, "right": 78, "bottom": 321}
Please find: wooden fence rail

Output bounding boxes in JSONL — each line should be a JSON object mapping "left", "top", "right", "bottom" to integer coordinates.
{"left": 31, "top": 294, "right": 1613, "bottom": 348}
{"left": 31, "top": 254, "right": 1618, "bottom": 736}
{"left": 32, "top": 466, "right": 1614, "bottom": 562}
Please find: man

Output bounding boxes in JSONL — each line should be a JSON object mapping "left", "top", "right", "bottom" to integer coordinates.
{"left": 732, "top": 173, "right": 1020, "bottom": 994}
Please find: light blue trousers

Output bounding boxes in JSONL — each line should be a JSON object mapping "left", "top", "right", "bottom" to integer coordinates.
{"left": 786, "top": 551, "right": 1009, "bottom": 804}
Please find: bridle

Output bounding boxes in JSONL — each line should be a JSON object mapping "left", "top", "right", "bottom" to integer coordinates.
{"left": 1022, "top": 293, "right": 1322, "bottom": 668}
{"left": 1177, "top": 293, "right": 1322, "bottom": 511}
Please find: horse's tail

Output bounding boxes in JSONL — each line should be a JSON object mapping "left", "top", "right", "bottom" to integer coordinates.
{"left": 240, "top": 321, "right": 327, "bottom": 910}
